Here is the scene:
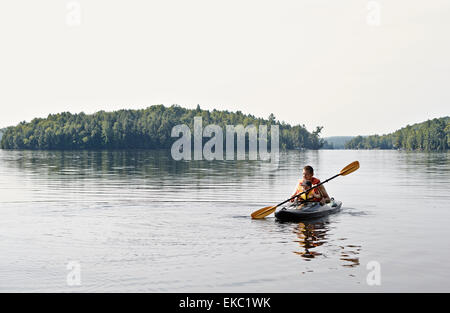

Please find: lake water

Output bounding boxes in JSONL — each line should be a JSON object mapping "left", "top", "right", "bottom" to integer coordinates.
{"left": 0, "top": 149, "right": 449, "bottom": 292}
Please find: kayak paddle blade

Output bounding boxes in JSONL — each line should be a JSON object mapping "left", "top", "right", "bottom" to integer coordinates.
{"left": 340, "top": 161, "right": 360, "bottom": 176}
{"left": 251, "top": 206, "right": 276, "bottom": 219}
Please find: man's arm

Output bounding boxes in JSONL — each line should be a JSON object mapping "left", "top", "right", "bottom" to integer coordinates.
{"left": 318, "top": 185, "right": 331, "bottom": 204}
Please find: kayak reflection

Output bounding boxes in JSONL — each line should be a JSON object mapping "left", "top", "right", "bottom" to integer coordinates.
{"left": 339, "top": 244, "right": 361, "bottom": 268}
{"left": 292, "top": 218, "right": 361, "bottom": 268}
{"left": 293, "top": 220, "right": 328, "bottom": 260}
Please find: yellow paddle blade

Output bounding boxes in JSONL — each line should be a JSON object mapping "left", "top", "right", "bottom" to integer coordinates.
{"left": 340, "top": 161, "right": 360, "bottom": 176}
{"left": 251, "top": 206, "right": 277, "bottom": 219}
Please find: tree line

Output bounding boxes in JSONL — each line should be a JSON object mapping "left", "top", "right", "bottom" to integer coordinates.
{"left": 345, "top": 117, "right": 449, "bottom": 151}
{"left": 1, "top": 105, "right": 325, "bottom": 150}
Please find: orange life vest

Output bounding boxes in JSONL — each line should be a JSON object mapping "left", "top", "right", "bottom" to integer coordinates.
{"left": 293, "top": 177, "right": 321, "bottom": 202}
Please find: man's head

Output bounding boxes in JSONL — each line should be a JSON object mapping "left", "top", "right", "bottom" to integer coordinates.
{"left": 302, "top": 165, "right": 314, "bottom": 180}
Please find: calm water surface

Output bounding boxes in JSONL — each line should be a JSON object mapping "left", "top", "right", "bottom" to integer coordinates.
{"left": 0, "top": 149, "right": 449, "bottom": 292}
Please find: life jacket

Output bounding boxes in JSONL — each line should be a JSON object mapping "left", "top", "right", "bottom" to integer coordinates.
{"left": 294, "top": 177, "right": 321, "bottom": 202}
{"left": 299, "top": 191, "right": 315, "bottom": 201}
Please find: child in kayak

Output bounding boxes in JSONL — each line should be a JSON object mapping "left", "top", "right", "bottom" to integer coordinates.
{"left": 299, "top": 180, "right": 322, "bottom": 202}
{"left": 291, "top": 180, "right": 321, "bottom": 206}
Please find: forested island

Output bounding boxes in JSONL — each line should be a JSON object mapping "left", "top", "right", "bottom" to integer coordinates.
{"left": 345, "top": 117, "right": 449, "bottom": 151}
{"left": 0, "top": 105, "right": 324, "bottom": 150}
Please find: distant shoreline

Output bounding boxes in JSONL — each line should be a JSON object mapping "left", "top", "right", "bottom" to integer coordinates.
{"left": 0, "top": 105, "right": 324, "bottom": 151}
{"left": 2, "top": 106, "right": 448, "bottom": 152}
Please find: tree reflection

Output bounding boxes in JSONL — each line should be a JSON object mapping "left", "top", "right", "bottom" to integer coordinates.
{"left": 1, "top": 149, "right": 280, "bottom": 181}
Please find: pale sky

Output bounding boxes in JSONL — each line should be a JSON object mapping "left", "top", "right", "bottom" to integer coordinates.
{"left": 0, "top": 0, "right": 449, "bottom": 136}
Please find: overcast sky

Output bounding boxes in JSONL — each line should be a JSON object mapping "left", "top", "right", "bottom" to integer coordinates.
{"left": 0, "top": 0, "right": 449, "bottom": 136}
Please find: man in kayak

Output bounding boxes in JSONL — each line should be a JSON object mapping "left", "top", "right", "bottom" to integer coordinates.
{"left": 291, "top": 165, "right": 331, "bottom": 205}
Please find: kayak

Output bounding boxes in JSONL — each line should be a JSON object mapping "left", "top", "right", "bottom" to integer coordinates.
{"left": 275, "top": 199, "right": 342, "bottom": 222}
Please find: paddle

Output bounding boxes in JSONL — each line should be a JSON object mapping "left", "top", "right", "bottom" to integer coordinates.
{"left": 250, "top": 161, "right": 360, "bottom": 219}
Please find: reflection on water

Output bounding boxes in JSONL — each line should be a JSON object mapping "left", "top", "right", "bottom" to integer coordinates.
{"left": 340, "top": 244, "right": 361, "bottom": 268}
{"left": 291, "top": 217, "right": 361, "bottom": 269}
{"left": 293, "top": 221, "right": 328, "bottom": 260}
{"left": 0, "top": 149, "right": 286, "bottom": 205}
{"left": 1, "top": 149, "right": 280, "bottom": 180}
